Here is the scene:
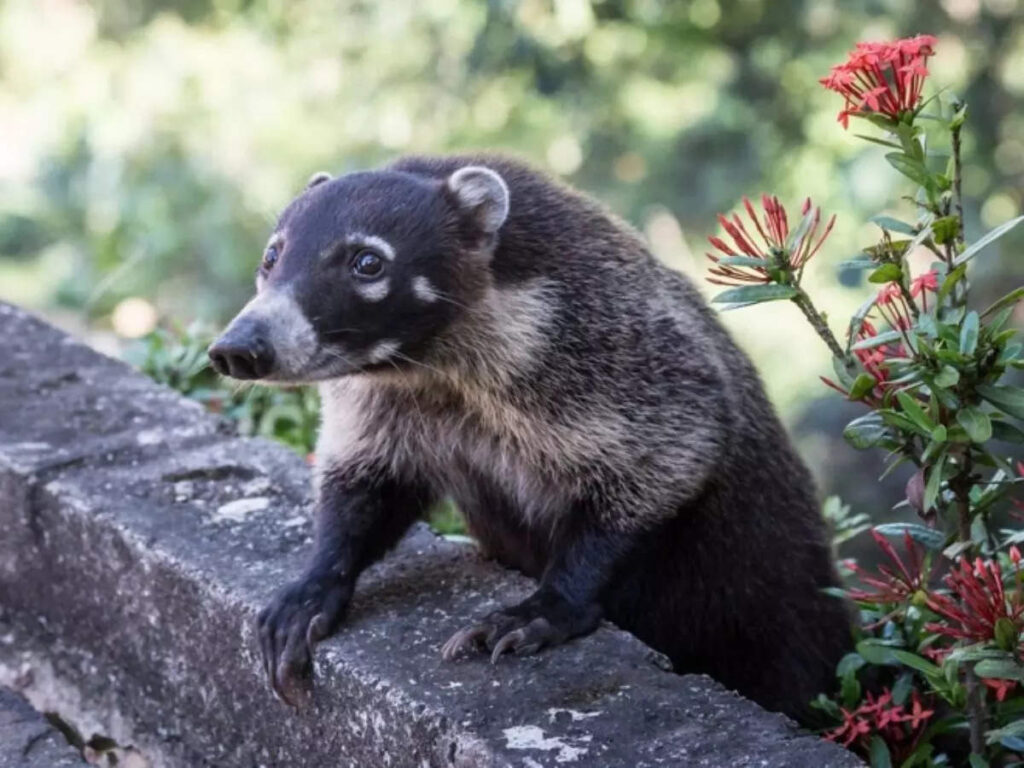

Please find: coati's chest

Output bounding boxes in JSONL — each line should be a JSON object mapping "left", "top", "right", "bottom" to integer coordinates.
{"left": 316, "top": 376, "right": 628, "bottom": 524}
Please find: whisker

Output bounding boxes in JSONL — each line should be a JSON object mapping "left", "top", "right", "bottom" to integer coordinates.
{"left": 430, "top": 289, "right": 471, "bottom": 311}
{"left": 388, "top": 349, "right": 446, "bottom": 378}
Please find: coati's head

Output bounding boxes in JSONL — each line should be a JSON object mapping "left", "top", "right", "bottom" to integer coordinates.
{"left": 208, "top": 165, "right": 509, "bottom": 382}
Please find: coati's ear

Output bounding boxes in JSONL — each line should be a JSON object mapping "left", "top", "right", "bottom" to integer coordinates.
{"left": 446, "top": 166, "right": 510, "bottom": 235}
{"left": 306, "top": 171, "right": 332, "bottom": 189}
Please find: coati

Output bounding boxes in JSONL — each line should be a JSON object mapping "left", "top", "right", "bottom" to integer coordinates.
{"left": 208, "top": 154, "right": 853, "bottom": 721}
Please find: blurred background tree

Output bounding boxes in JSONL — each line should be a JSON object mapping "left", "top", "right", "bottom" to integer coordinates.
{"left": 1, "top": 0, "right": 1021, "bottom": 534}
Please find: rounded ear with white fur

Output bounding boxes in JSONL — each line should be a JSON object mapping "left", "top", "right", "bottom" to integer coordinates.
{"left": 446, "top": 166, "right": 510, "bottom": 236}
{"left": 306, "top": 171, "right": 332, "bottom": 189}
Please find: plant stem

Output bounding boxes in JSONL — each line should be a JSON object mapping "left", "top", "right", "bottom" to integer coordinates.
{"left": 952, "top": 451, "right": 985, "bottom": 755}
{"left": 792, "top": 289, "right": 853, "bottom": 368}
{"left": 965, "top": 666, "right": 985, "bottom": 756}
{"left": 952, "top": 120, "right": 965, "bottom": 246}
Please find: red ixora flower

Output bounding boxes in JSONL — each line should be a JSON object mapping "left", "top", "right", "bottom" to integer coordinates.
{"left": 847, "top": 530, "right": 928, "bottom": 605}
{"left": 820, "top": 319, "right": 900, "bottom": 404}
{"left": 820, "top": 35, "right": 938, "bottom": 128}
{"left": 909, "top": 269, "right": 939, "bottom": 312}
{"left": 983, "top": 677, "right": 1017, "bottom": 702}
{"left": 875, "top": 281, "right": 915, "bottom": 331}
{"left": 705, "top": 196, "right": 836, "bottom": 286}
{"left": 925, "top": 556, "right": 1024, "bottom": 646}
{"left": 826, "top": 689, "right": 934, "bottom": 760}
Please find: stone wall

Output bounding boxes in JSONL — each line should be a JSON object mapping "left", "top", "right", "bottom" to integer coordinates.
{"left": 0, "top": 302, "right": 860, "bottom": 767}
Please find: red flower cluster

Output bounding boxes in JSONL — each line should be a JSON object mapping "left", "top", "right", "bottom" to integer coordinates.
{"left": 821, "top": 271, "right": 938, "bottom": 403}
{"left": 821, "top": 319, "right": 900, "bottom": 404}
{"left": 820, "top": 35, "right": 937, "bottom": 128}
{"left": 706, "top": 196, "right": 835, "bottom": 286}
{"left": 847, "top": 530, "right": 929, "bottom": 606}
{"left": 910, "top": 270, "right": 939, "bottom": 311}
{"left": 826, "top": 689, "right": 934, "bottom": 760}
{"left": 926, "top": 556, "right": 1024, "bottom": 647}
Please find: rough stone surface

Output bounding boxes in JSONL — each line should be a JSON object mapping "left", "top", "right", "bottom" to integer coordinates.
{"left": 0, "top": 302, "right": 862, "bottom": 767}
{"left": 0, "top": 687, "right": 83, "bottom": 767}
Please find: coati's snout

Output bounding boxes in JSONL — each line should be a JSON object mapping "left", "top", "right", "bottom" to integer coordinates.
{"left": 208, "top": 316, "right": 276, "bottom": 380}
{"left": 209, "top": 163, "right": 510, "bottom": 384}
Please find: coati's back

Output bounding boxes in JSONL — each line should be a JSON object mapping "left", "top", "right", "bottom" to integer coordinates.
{"left": 211, "top": 153, "right": 851, "bottom": 720}
{"left": 386, "top": 155, "right": 852, "bottom": 717}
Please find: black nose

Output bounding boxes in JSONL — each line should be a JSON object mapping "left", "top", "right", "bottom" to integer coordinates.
{"left": 208, "top": 333, "right": 276, "bottom": 380}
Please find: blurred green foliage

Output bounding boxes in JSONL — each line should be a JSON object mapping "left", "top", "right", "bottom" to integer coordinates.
{"left": 124, "top": 324, "right": 320, "bottom": 454}
{"left": 1, "top": 0, "right": 1022, "bottom": 525}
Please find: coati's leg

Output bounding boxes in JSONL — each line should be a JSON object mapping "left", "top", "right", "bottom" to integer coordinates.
{"left": 443, "top": 511, "right": 631, "bottom": 662}
{"left": 258, "top": 466, "right": 432, "bottom": 704}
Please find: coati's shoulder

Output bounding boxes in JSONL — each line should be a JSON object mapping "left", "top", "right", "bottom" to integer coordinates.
{"left": 389, "top": 153, "right": 654, "bottom": 283}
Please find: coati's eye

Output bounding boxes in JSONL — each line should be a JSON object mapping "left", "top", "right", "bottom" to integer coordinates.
{"left": 262, "top": 243, "right": 280, "bottom": 272}
{"left": 352, "top": 250, "right": 384, "bottom": 279}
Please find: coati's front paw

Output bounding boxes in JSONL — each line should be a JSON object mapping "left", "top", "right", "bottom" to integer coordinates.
{"left": 441, "top": 593, "right": 601, "bottom": 664}
{"left": 256, "top": 575, "right": 351, "bottom": 706}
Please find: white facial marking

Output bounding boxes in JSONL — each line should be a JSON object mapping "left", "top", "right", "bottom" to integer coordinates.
{"left": 412, "top": 275, "right": 439, "bottom": 303}
{"left": 356, "top": 278, "right": 390, "bottom": 302}
{"left": 367, "top": 339, "right": 400, "bottom": 364}
{"left": 347, "top": 233, "right": 396, "bottom": 261}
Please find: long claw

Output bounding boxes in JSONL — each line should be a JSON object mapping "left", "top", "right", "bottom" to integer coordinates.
{"left": 441, "top": 625, "right": 488, "bottom": 661}
{"left": 490, "top": 628, "right": 527, "bottom": 664}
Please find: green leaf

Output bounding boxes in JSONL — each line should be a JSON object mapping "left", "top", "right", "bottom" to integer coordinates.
{"left": 896, "top": 390, "right": 935, "bottom": 431}
{"left": 937, "top": 263, "right": 967, "bottom": 303}
{"left": 986, "top": 719, "right": 1024, "bottom": 746}
{"left": 983, "top": 287, "right": 1024, "bottom": 318}
{"left": 844, "top": 412, "right": 890, "bottom": 449}
{"left": 957, "top": 406, "right": 992, "bottom": 443}
{"left": 959, "top": 311, "right": 980, "bottom": 355}
{"left": 785, "top": 206, "right": 816, "bottom": 252}
{"left": 886, "top": 152, "right": 933, "bottom": 188}
{"left": 891, "top": 672, "right": 913, "bottom": 705}
{"left": 977, "top": 384, "right": 1024, "bottom": 420}
{"left": 869, "top": 263, "right": 903, "bottom": 283}
{"left": 969, "top": 755, "right": 991, "bottom": 768}
{"left": 847, "top": 295, "right": 880, "bottom": 353}
{"left": 714, "top": 255, "right": 769, "bottom": 268}
{"left": 854, "top": 133, "right": 902, "bottom": 149}
{"left": 857, "top": 639, "right": 899, "bottom": 664}
{"left": 947, "top": 644, "right": 1012, "bottom": 664}
{"left": 870, "top": 215, "right": 916, "bottom": 235}
{"left": 974, "top": 658, "right": 1024, "bottom": 682}
{"left": 991, "top": 419, "right": 1024, "bottom": 443}
{"left": 869, "top": 736, "right": 892, "bottom": 768}
{"left": 874, "top": 523, "right": 945, "bottom": 550}
{"left": 924, "top": 451, "right": 947, "bottom": 512}
{"left": 848, "top": 373, "right": 878, "bottom": 401}
{"left": 933, "top": 366, "right": 960, "bottom": 388}
{"left": 931, "top": 215, "right": 960, "bottom": 245}
{"left": 880, "top": 409, "right": 930, "bottom": 436}
{"left": 953, "top": 215, "right": 1024, "bottom": 266}
{"left": 891, "top": 649, "right": 942, "bottom": 677}
{"left": 839, "top": 257, "right": 881, "bottom": 270}
{"left": 851, "top": 329, "right": 903, "bottom": 351}
{"left": 995, "top": 617, "right": 1019, "bottom": 652}
{"left": 837, "top": 652, "right": 866, "bottom": 680}
{"left": 711, "top": 284, "right": 798, "bottom": 305}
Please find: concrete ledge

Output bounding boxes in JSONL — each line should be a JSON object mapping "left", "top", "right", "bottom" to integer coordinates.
{"left": 0, "top": 687, "right": 83, "bottom": 767}
{"left": 0, "top": 302, "right": 861, "bottom": 767}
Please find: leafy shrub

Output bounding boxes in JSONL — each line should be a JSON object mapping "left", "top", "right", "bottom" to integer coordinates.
{"left": 703, "top": 35, "right": 1024, "bottom": 766}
